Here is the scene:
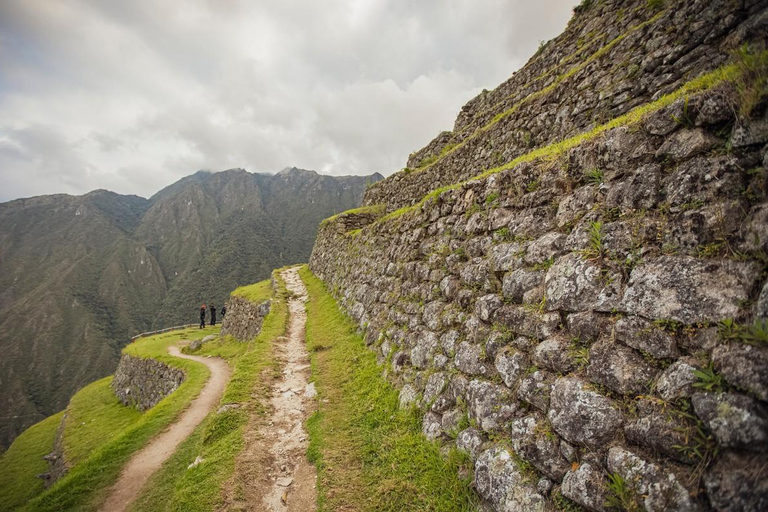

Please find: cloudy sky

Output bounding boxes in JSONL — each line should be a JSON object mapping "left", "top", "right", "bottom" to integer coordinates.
{"left": 0, "top": 0, "right": 576, "bottom": 202}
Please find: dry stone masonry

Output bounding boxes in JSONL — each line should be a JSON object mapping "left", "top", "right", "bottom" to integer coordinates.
{"left": 310, "top": 0, "right": 768, "bottom": 510}
{"left": 111, "top": 354, "right": 186, "bottom": 411}
{"left": 220, "top": 295, "right": 271, "bottom": 342}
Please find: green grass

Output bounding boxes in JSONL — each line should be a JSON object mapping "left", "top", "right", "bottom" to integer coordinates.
{"left": 319, "top": 204, "right": 386, "bottom": 227}
{"left": 62, "top": 377, "right": 142, "bottom": 466}
{"left": 230, "top": 278, "right": 273, "bottom": 304}
{"left": 299, "top": 265, "right": 476, "bottom": 511}
{"left": 23, "top": 327, "right": 217, "bottom": 511}
{"left": 130, "top": 271, "right": 289, "bottom": 511}
{"left": 0, "top": 412, "right": 64, "bottom": 512}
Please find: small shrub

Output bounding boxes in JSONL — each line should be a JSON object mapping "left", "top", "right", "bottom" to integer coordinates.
{"left": 605, "top": 472, "right": 639, "bottom": 511}
{"left": 692, "top": 362, "right": 725, "bottom": 392}
{"left": 647, "top": 0, "right": 665, "bottom": 11}
{"left": 742, "top": 318, "right": 768, "bottom": 345}
{"left": 584, "top": 168, "right": 604, "bottom": 185}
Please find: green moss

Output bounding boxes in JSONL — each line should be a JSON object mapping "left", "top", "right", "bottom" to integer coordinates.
{"left": 319, "top": 204, "right": 386, "bottom": 227}
{"left": 299, "top": 266, "right": 477, "bottom": 511}
{"left": 0, "top": 412, "right": 64, "bottom": 511}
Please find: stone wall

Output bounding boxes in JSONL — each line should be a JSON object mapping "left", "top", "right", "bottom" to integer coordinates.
{"left": 38, "top": 412, "right": 69, "bottom": 488}
{"left": 220, "top": 295, "right": 271, "bottom": 342}
{"left": 111, "top": 354, "right": 186, "bottom": 411}
{"left": 364, "top": 0, "right": 768, "bottom": 212}
{"left": 311, "top": 75, "right": 768, "bottom": 511}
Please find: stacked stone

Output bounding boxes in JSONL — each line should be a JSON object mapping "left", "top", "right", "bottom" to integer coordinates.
{"left": 365, "top": 0, "right": 768, "bottom": 212}
{"left": 310, "top": 81, "right": 768, "bottom": 511}
{"left": 220, "top": 296, "right": 271, "bottom": 342}
{"left": 111, "top": 354, "right": 186, "bottom": 411}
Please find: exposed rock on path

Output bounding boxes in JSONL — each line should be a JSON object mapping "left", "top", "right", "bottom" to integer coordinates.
{"left": 100, "top": 344, "right": 231, "bottom": 512}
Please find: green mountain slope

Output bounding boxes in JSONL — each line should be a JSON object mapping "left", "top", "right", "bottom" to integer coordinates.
{"left": 0, "top": 167, "right": 381, "bottom": 450}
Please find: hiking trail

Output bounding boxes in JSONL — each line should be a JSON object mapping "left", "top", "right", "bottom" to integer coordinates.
{"left": 220, "top": 266, "right": 317, "bottom": 511}
{"left": 100, "top": 344, "right": 231, "bottom": 512}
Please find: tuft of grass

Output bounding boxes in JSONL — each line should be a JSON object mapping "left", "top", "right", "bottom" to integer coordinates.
{"left": 584, "top": 168, "right": 604, "bottom": 185}
{"left": 647, "top": 0, "right": 665, "bottom": 11}
{"left": 319, "top": 204, "right": 386, "bottom": 227}
{"left": 131, "top": 270, "right": 290, "bottom": 512}
{"left": 691, "top": 362, "right": 726, "bottom": 393}
{"left": 0, "top": 412, "right": 64, "bottom": 511}
{"left": 582, "top": 221, "right": 606, "bottom": 259}
{"left": 604, "top": 472, "right": 640, "bottom": 511}
{"left": 299, "top": 266, "right": 477, "bottom": 511}
{"left": 733, "top": 43, "right": 768, "bottom": 117}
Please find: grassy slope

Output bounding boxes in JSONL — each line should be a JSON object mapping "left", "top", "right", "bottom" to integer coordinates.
{"left": 130, "top": 271, "right": 289, "bottom": 511}
{"left": 299, "top": 266, "right": 476, "bottom": 511}
{"left": 23, "top": 326, "right": 217, "bottom": 512}
{"left": 0, "top": 412, "right": 64, "bottom": 512}
{"left": 230, "top": 278, "right": 273, "bottom": 304}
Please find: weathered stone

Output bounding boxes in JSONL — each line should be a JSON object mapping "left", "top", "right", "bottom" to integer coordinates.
{"left": 738, "top": 202, "right": 768, "bottom": 253}
{"left": 587, "top": 340, "right": 657, "bottom": 395}
{"left": 548, "top": 377, "right": 623, "bottom": 449}
{"left": 489, "top": 242, "right": 525, "bottom": 272}
{"left": 615, "top": 316, "right": 678, "bottom": 359}
{"left": 455, "top": 341, "right": 490, "bottom": 376}
{"left": 475, "top": 294, "right": 502, "bottom": 323}
{"left": 731, "top": 115, "right": 768, "bottom": 148}
{"left": 561, "top": 462, "right": 608, "bottom": 512}
{"left": 494, "top": 305, "right": 560, "bottom": 339}
{"left": 474, "top": 447, "right": 548, "bottom": 512}
{"left": 221, "top": 296, "right": 271, "bottom": 342}
{"left": 423, "top": 372, "right": 448, "bottom": 406}
{"left": 692, "top": 392, "right": 768, "bottom": 451}
{"left": 545, "top": 253, "right": 607, "bottom": 312}
{"left": 502, "top": 269, "right": 544, "bottom": 303}
{"left": 624, "top": 399, "right": 695, "bottom": 464}
{"left": 533, "top": 336, "right": 577, "bottom": 373}
{"left": 410, "top": 331, "right": 439, "bottom": 369}
{"left": 111, "top": 354, "right": 185, "bottom": 411}
{"left": 494, "top": 348, "right": 529, "bottom": 388}
{"left": 422, "top": 411, "right": 444, "bottom": 441}
{"left": 439, "top": 276, "right": 461, "bottom": 300}
{"left": 524, "top": 232, "right": 567, "bottom": 265}
{"left": 509, "top": 415, "right": 569, "bottom": 481}
{"left": 704, "top": 450, "right": 768, "bottom": 512}
{"left": 655, "top": 127, "right": 720, "bottom": 161}
{"left": 757, "top": 280, "right": 768, "bottom": 319}
{"left": 606, "top": 446, "right": 695, "bottom": 512}
{"left": 620, "top": 256, "right": 759, "bottom": 323}
{"left": 713, "top": 343, "right": 768, "bottom": 401}
{"left": 456, "top": 427, "right": 484, "bottom": 460}
{"left": 605, "top": 164, "right": 662, "bottom": 211}
{"left": 656, "top": 358, "right": 701, "bottom": 402}
{"left": 560, "top": 440, "right": 577, "bottom": 464}
{"left": 566, "top": 311, "right": 613, "bottom": 341}
{"left": 399, "top": 383, "right": 419, "bottom": 409}
{"left": 467, "top": 379, "right": 516, "bottom": 432}
{"left": 423, "top": 300, "right": 446, "bottom": 331}
{"left": 441, "top": 408, "right": 462, "bottom": 434}
{"left": 664, "top": 155, "right": 744, "bottom": 207}
{"left": 557, "top": 186, "right": 597, "bottom": 228}
{"left": 518, "top": 370, "right": 555, "bottom": 413}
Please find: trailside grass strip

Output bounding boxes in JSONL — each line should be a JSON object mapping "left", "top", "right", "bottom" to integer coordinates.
{"left": 129, "top": 271, "right": 289, "bottom": 511}
{"left": 0, "top": 412, "right": 64, "bottom": 511}
{"left": 23, "top": 327, "right": 217, "bottom": 512}
{"left": 299, "top": 266, "right": 476, "bottom": 512}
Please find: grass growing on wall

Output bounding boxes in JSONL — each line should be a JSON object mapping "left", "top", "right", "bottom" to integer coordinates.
{"left": 130, "top": 271, "right": 289, "bottom": 511}
{"left": 230, "top": 278, "right": 273, "bottom": 304}
{"left": 23, "top": 326, "right": 217, "bottom": 512}
{"left": 299, "top": 265, "right": 476, "bottom": 511}
{"left": 0, "top": 412, "right": 64, "bottom": 511}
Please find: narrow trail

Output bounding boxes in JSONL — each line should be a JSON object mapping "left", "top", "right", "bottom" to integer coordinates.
{"left": 221, "top": 266, "right": 317, "bottom": 511}
{"left": 100, "top": 344, "right": 231, "bottom": 512}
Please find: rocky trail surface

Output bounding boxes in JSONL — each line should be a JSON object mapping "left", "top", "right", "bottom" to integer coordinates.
{"left": 100, "top": 344, "right": 231, "bottom": 512}
{"left": 222, "top": 266, "right": 317, "bottom": 511}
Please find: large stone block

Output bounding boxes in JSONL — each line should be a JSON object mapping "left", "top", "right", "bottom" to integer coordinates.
{"left": 548, "top": 377, "right": 623, "bottom": 449}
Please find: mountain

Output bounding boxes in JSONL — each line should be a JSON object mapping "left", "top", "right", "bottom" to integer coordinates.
{"left": 0, "top": 167, "right": 382, "bottom": 450}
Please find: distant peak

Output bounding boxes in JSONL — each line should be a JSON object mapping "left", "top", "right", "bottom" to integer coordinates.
{"left": 277, "top": 167, "right": 317, "bottom": 176}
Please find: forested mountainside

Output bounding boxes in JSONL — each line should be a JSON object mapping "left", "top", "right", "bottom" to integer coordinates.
{"left": 0, "top": 167, "right": 381, "bottom": 450}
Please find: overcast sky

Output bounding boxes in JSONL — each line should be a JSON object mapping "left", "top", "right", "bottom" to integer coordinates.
{"left": 0, "top": 0, "right": 577, "bottom": 202}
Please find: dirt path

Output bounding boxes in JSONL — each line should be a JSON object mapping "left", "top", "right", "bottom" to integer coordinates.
{"left": 220, "top": 266, "right": 317, "bottom": 511}
{"left": 100, "top": 344, "right": 231, "bottom": 512}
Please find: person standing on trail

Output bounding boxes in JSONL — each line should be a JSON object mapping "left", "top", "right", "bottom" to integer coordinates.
{"left": 210, "top": 303, "right": 217, "bottom": 326}
{"left": 200, "top": 304, "right": 206, "bottom": 328}
{"left": 221, "top": 303, "right": 227, "bottom": 318}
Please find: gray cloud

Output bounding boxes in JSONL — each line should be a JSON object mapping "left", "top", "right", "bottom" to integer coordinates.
{"left": 0, "top": 0, "right": 576, "bottom": 201}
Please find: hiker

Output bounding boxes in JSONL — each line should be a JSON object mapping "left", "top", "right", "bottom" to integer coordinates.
{"left": 221, "top": 303, "right": 227, "bottom": 318}
{"left": 200, "top": 304, "right": 206, "bottom": 328}
{"left": 210, "top": 303, "right": 217, "bottom": 326}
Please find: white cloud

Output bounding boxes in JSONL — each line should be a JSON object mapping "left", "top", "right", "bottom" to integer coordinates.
{"left": 0, "top": 0, "right": 577, "bottom": 201}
